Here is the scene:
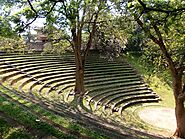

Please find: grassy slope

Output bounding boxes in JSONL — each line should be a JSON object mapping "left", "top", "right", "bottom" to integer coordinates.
{"left": 0, "top": 85, "right": 108, "bottom": 139}
{"left": 124, "top": 54, "right": 174, "bottom": 108}
{"left": 0, "top": 86, "right": 76, "bottom": 139}
{"left": 121, "top": 54, "right": 175, "bottom": 137}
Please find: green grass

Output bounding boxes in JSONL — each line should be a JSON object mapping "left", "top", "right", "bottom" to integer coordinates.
{"left": 0, "top": 94, "right": 75, "bottom": 139}
{"left": 0, "top": 113, "right": 33, "bottom": 139}
{"left": 0, "top": 85, "right": 109, "bottom": 139}
{"left": 123, "top": 54, "right": 174, "bottom": 108}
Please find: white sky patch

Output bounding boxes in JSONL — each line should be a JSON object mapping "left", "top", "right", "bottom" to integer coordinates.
{"left": 3, "top": 2, "right": 46, "bottom": 34}
{"left": 30, "top": 18, "right": 46, "bottom": 34}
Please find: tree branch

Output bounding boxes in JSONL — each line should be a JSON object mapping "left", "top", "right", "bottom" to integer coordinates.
{"left": 137, "top": 0, "right": 146, "bottom": 9}
{"left": 24, "top": 16, "right": 38, "bottom": 29}
{"left": 24, "top": 0, "right": 58, "bottom": 30}
{"left": 24, "top": 0, "right": 39, "bottom": 29}
{"left": 135, "top": 18, "right": 159, "bottom": 44}
{"left": 27, "top": 0, "right": 37, "bottom": 14}
{"left": 45, "top": 2, "right": 57, "bottom": 16}
{"left": 83, "top": 10, "right": 99, "bottom": 64}
{"left": 137, "top": 0, "right": 185, "bottom": 14}
{"left": 136, "top": 1, "right": 179, "bottom": 76}
{"left": 152, "top": 23, "right": 177, "bottom": 75}
{"left": 136, "top": 17, "right": 177, "bottom": 75}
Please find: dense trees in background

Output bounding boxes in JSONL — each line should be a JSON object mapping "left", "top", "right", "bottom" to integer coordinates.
{"left": 0, "top": 36, "right": 26, "bottom": 53}
{"left": 0, "top": 0, "right": 185, "bottom": 138}
{"left": 0, "top": 1, "right": 26, "bottom": 52}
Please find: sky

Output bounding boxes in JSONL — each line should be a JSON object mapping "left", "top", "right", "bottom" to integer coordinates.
{"left": 0, "top": 3, "right": 46, "bottom": 35}
{"left": 29, "top": 18, "right": 46, "bottom": 34}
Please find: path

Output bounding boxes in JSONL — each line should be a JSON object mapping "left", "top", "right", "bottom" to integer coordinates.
{"left": 139, "top": 107, "right": 176, "bottom": 133}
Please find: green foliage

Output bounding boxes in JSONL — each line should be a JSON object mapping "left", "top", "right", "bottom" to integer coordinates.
{"left": 125, "top": 27, "right": 145, "bottom": 52}
{"left": 42, "top": 41, "right": 70, "bottom": 55}
{"left": 0, "top": 118, "right": 31, "bottom": 139}
{"left": 0, "top": 18, "right": 17, "bottom": 38}
{"left": 126, "top": 0, "right": 185, "bottom": 70}
{"left": 0, "top": 36, "right": 27, "bottom": 53}
{"left": 0, "top": 85, "right": 109, "bottom": 139}
{"left": 0, "top": 118, "right": 10, "bottom": 137}
{"left": 125, "top": 54, "right": 174, "bottom": 108}
{"left": 0, "top": 94, "right": 76, "bottom": 139}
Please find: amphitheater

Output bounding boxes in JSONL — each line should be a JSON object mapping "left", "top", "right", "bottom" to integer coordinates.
{"left": 0, "top": 51, "right": 163, "bottom": 138}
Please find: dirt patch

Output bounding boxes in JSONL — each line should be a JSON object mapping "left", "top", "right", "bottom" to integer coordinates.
{"left": 139, "top": 107, "right": 176, "bottom": 132}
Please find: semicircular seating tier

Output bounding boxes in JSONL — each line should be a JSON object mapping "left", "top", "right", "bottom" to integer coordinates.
{"left": 0, "top": 52, "right": 160, "bottom": 115}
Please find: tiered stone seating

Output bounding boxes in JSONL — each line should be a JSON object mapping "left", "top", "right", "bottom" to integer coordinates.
{"left": 0, "top": 52, "right": 160, "bottom": 117}
{"left": 83, "top": 55, "right": 160, "bottom": 114}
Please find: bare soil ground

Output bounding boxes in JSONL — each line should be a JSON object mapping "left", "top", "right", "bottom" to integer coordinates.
{"left": 139, "top": 107, "right": 176, "bottom": 137}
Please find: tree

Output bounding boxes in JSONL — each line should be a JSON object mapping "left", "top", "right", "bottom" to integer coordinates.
{"left": 93, "top": 15, "right": 128, "bottom": 59}
{"left": 10, "top": 0, "right": 111, "bottom": 94}
{"left": 125, "top": 0, "right": 185, "bottom": 138}
{"left": 0, "top": 2, "right": 18, "bottom": 38}
{"left": 125, "top": 26, "right": 145, "bottom": 53}
{"left": 0, "top": 36, "right": 27, "bottom": 53}
{"left": 42, "top": 25, "right": 71, "bottom": 55}
{"left": 0, "top": 1, "right": 26, "bottom": 52}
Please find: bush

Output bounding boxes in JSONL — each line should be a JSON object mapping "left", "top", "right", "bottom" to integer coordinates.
{"left": 0, "top": 36, "right": 27, "bottom": 53}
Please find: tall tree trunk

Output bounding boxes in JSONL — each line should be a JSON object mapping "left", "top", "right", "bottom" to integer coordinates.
{"left": 173, "top": 76, "right": 185, "bottom": 138}
{"left": 174, "top": 99, "right": 185, "bottom": 138}
{"left": 74, "top": 48, "right": 85, "bottom": 94}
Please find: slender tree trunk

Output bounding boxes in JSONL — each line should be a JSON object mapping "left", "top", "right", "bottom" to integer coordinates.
{"left": 173, "top": 76, "right": 185, "bottom": 138}
{"left": 74, "top": 47, "right": 85, "bottom": 94}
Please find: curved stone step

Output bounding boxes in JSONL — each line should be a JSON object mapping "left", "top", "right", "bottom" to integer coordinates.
{"left": 38, "top": 77, "right": 75, "bottom": 94}
{"left": 85, "top": 65, "right": 132, "bottom": 71}
{"left": 1, "top": 71, "right": 21, "bottom": 82}
{"left": 85, "top": 67, "right": 135, "bottom": 74}
{"left": 9, "top": 66, "right": 74, "bottom": 86}
{"left": 0, "top": 52, "right": 160, "bottom": 116}
{"left": 84, "top": 70, "right": 136, "bottom": 78}
{"left": 117, "top": 98, "right": 160, "bottom": 114}
{"left": 86, "top": 83, "right": 147, "bottom": 96}
{"left": 86, "top": 82, "right": 145, "bottom": 95}
{"left": 104, "top": 91, "right": 153, "bottom": 106}
{"left": 13, "top": 62, "right": 64, "bottom": 69}
{"left": 85, "top": 75, "right": 140, "bottom": 85}
{"left": 85, "top": 79, "right": 142, "bottom": 88}
{"left": 38, "top": 73, "right": 75, "bottom": 82}
{"left": 84, "top": 72, "right": 138, "bottom": 80}
{"left": 111, "top": 95, "right": 158, "bottom": 113}
{"left": 0, "top": 67, "right": 17, "bottom": 75}
{"left": 46, "top": 79, "right": 75, "bottom": 95}
{"left": 88, "top": 86, "right": 149, "bottom": 106}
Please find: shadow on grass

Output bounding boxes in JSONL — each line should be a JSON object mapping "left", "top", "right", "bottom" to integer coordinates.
{"left": 69, "top": 95, "right": 168, "bottom": 139}
{"left": 1, "top": 84, "right": 169, "bottom": 139}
